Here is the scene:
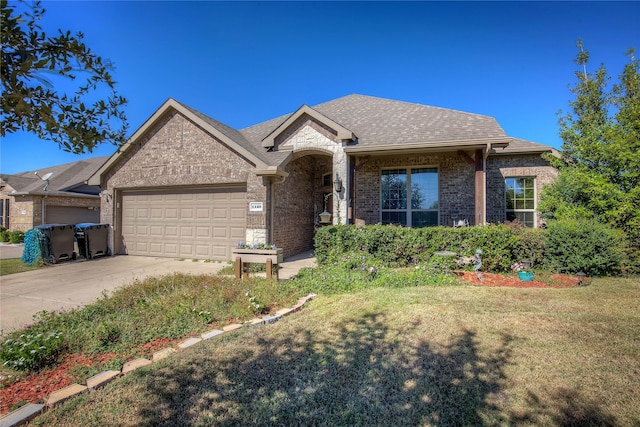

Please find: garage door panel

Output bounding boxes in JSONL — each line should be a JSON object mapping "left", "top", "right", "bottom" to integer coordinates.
{"left": 230, "top": 208, "right": 245, "bottom": 219}
{"left": 136, "top": 208, "right": 149, "bottom": 219}
{"left": 122, "top": 187, "right": 246, "bottom": 260}
{"left": 196, "top": 208, "right": 210, "bottom": 218}
{"left": 213, "top": 208, "right": 227, "bottom": 219}
{"left": 45, "top": 206, "right": 100, "bottom": 225}
{"left": 196, "top": 227, "right": 210, "bottom": 237}
{"left": 179, "top": 226, "right": 194, "bottom": 237}
{"left": 195, "top": 245, "right": 210, "bottom": 256}
{"left": 230, "top": 227, "right": 245, "bottom": 239}
{"left": 212, "top": 227, "right": 227, "bottom": 238}
{"left": 163, "top": 243, "right": 178, "bottom": 255}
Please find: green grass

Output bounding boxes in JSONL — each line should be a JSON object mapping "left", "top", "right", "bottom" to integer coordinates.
{"left": 0, "top": 273, "right": 302, "bottom": 377}
{"left": 30, "top": 277, "right": 640, "bottom": 426}
{"left": 0, "top": 258, "right": 43, "bottom": 276}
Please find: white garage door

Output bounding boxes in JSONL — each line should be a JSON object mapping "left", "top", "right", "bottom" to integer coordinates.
{"left": 122, "top": 187, "right": 246, "bottom": 260}
{"left": 46, "top": 206, "right": 100, "bottom": 225}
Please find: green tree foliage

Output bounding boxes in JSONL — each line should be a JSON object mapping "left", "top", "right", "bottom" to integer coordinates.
{"left": 1, "top": 0, "right": 128, "bottom": 153}
{"left": 540, "top": 40, "right": 640, "bottom": 250}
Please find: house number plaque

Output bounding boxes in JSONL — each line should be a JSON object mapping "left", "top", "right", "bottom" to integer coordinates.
{"left": 249, "top": 202, "right": 263, "bottom": 212}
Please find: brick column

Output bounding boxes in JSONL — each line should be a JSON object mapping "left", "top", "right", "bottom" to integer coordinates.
{"left": 474, "top": 149, "right": 485, "bottom": 225}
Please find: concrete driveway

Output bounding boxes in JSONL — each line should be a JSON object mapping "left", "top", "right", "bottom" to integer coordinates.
{"left": 1, "top": 250, "right": 315, "bottom": 334}
{"left": 0, "top": 255, "right": 226, "bottom": 333}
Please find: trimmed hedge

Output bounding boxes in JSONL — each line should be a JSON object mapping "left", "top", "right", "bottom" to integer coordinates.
{"left": 544, "top": 219, "right": 628, "bottom": 276}
{"left": 315, "top": 221, "right": 628, "bottom": 276}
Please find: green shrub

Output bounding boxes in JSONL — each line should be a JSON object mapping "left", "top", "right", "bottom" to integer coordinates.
{"left": 0, "top": 331, "right": 64, "bottom": 371}
{"left": 9, "top": 230, "right": 25, "bottom": 244}
{"left": 543, "top": 219, "right": 628, "bottom": 276}
{"left": 314, "top": 224, "right": 544, "bottom": 273}
{"left": 0, "top": 229, "right": 9, "bottom": 242}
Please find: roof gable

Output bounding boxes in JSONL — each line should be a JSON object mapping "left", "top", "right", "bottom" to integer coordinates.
{"left": 88, "top": 99, "right": 270, "bottom": 186}
{"left": 260, "top": 104, "right": 356, "bottom": 148}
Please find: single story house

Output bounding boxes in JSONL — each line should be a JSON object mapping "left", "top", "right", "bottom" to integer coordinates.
{"left": 1, "top": 157, "right": 107, "bottom": 231}
{"left": 88, "top": 94, "right": 558, "bottom": 260}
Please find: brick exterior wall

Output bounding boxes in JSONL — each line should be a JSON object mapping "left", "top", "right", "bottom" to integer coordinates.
{"left": 486, "top": 154, "right": 558, "bottom": 226}
{"left": 353, "top": 152, "right": 556, "bottom": 228}
{"left": 101, "top": 111, "right": 268, "bottom": 254}
{"left": 353, "top": 152, "right": 476, "bottom": 226}
{"left": 0, "top": 194, "right": 99, "bottom": 231}
{"left": 273, "top": 154, "right": 332, "bottom": 258}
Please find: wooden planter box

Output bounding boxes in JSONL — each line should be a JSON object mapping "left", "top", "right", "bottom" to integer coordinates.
{"left": 231, "top": 248, "right": 283, "bottom": 264}
{"left": 231, "top": 248, "right": 283, "bottom": 280}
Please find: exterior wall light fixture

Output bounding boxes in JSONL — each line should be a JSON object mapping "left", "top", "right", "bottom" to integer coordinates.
{"left": 333, "top": 176, "right": 343, "bottom": 193}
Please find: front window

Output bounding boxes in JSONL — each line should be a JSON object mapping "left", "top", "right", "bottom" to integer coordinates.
{"left": 0, "top": 199, "right": 8, "bottom": 228}
{"left": 505, "top": 177, "right": 535, "bottom": 227}
{"left": 381, "top": 167, "right": 438, "bottom": 227}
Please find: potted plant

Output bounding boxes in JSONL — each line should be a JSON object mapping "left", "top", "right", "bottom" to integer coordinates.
{"left": 511, "top": 261, "right": 534, "bottom": 281}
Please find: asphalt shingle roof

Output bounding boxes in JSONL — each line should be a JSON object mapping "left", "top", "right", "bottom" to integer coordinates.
{"left": 240, "top": 94, "right": 508, "bottom": 152}
{"left": 1, "top": 157, "right": 107, "bottom": 195}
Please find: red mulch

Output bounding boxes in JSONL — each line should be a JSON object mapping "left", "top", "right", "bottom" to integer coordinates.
{"left": 455, "top": 271, "right": 580, "bottom": 288}
{"left": 0, "top": 337, "right": 180, "bottom": 415}
{"left": 0, "top": 352, "right": 117, "bottom": 414}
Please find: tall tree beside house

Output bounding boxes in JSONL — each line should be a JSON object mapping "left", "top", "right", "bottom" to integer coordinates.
{"left": 0, "top": 0, "right": 128, "bottom": 153}
{"left": 539, "top": 40, "right": 640, "bottom": 250}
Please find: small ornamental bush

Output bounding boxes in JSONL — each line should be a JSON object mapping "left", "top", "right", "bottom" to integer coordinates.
{"left": 8, "top": 230, "right": 25, "bottom": 244}
{"left": 0, "top": 229, "right": 9, "bottom": 242}
{"left": 543, "top": 219, "right": 628, "bottom": 276}
{"left": 0, "top": 331, "right": 64, "bottom": 371}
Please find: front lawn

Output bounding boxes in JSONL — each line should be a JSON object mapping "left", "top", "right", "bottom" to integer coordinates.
{"left": 30, "top": 277, "right": 640, "bottom": 426}
{"left": 0, "top": 258, "right": 43, "bottom": 276}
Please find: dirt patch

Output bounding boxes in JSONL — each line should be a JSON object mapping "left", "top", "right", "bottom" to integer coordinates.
{"left": 455, "top": 271, "right": 580, "bottom": 288}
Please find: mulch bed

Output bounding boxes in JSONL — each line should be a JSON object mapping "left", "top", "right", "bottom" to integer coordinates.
{"left": 455, "top": 271, "right": 580, "bottom": 288}
{"left": 1, "top": 275, "right": 580, "bottom": 415}
{"left": 0, "top": 337, "right": 178, "bottom": 415}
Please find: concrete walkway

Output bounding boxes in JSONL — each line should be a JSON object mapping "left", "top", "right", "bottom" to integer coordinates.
{"left": 0, "top": 252, "right": 316, "bottom": 334}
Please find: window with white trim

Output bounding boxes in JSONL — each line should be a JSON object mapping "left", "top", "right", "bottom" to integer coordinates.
{"left": 381, "top": 167, "right": 438, "bottom": 227}
{"left": 0, "top": 199, "right": 8, "bottom": 228}
{"left": 505, "top": 177, "right": 536, "bottom": 227}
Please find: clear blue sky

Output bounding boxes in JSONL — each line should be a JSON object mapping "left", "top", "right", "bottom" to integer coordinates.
{"left": 1, "top": 1, "right": 638, "bottom": 174}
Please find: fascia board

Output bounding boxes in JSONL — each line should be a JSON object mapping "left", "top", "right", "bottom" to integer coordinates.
{"left": 344, "top": 138, "right": 512, "bottom": 155}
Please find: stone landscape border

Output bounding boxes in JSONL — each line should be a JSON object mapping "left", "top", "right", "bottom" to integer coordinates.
{"left": 0, "top": 294, "right": 317, "bottom": 427}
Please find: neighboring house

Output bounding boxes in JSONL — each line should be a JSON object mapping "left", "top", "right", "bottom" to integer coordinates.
{"left": 88, "top": 94, "right": 558, "bottom": 261}
{"left": 0, "top": 157, "right": 107, "bottom": 231}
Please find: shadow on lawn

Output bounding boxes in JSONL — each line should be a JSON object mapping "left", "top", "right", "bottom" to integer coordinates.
{"left": 133, "top": 313, "right": 618, "bottom": 426}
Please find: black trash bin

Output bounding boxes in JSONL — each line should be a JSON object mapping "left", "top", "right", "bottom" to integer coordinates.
{"left": 74, "top": 223, "right": 110, "bottom": 259}
{"left": 35, "top": 224, "right": 76, "bottom": 264}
